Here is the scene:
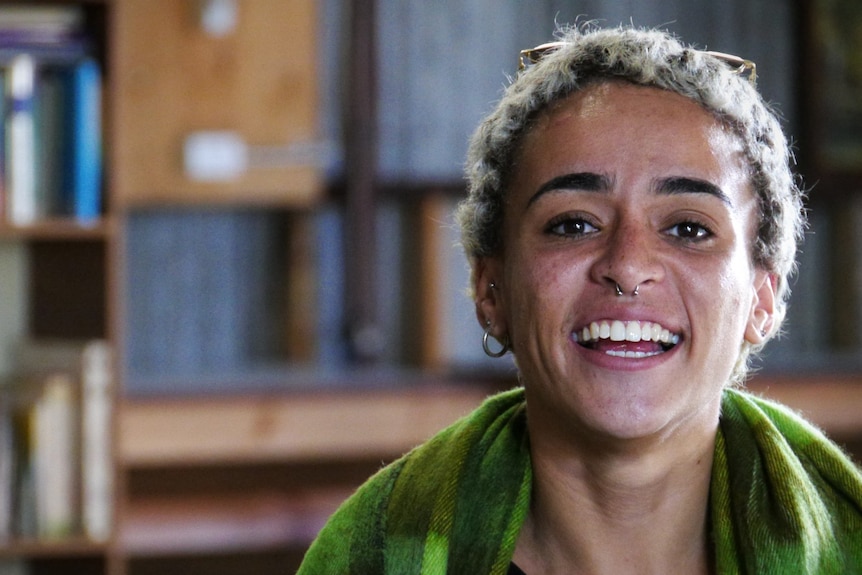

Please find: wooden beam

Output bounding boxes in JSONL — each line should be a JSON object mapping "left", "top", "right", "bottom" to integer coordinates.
{"left": 747, "top": 374, "right": 862, "bottom": 439}
{"left": 119, "top": 385, "right": 489, "bottom": 467}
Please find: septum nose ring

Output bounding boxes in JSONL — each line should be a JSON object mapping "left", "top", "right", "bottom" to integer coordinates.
{"left": 615, "top": 283, "right": 639, "bottom": 297}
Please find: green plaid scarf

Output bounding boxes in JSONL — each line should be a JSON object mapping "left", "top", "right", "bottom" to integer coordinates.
{"left": 298, "top": 387, "right": 862, "bottom": 574}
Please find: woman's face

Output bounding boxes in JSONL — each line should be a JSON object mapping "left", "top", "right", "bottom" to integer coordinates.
{"left": 477, "top": 82, "right": 775, "bottom": 444}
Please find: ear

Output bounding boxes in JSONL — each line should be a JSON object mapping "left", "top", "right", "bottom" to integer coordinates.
{"left": 744, "top": 270, "right": 777, "bottom": 345}
{"left": 473, "top": 256, "right": 507, "bottom": 338}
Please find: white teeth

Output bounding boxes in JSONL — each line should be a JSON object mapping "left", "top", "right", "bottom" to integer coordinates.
{"left": 575, "top": 319, "right": 681, "bottom": 348}
{"left": 610, "top": 320, "right": 626, "bottom": 341}
{"left": 599, "top": 322, "right": 611, "bottom": 339}
{"left": 606, "top": 350, "right": 664, "bottom": 358}
{"left": 625, "top": 321, "right": 641, "bottom": 342}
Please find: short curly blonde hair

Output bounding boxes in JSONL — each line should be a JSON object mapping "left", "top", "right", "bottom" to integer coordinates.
{"left": 456, "top": 24, "right": 806, "bottom": 381}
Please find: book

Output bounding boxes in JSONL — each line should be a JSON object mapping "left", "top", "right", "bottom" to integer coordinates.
{"left": 34, "top": 65, "right": 66, "bottom": 218}
{"left": 4, "top": 52, "right": 36, "bottom": 226}
{"left": 62, "top": 57, "right": 101, "bottom": 223}
{"left": 1, "top": 56, "right": 103, "bottom": 225}
{"left": 0, "top": 6, "right": 83, "bottom": 36}
{"left": 31, "top": 373, "right": 77, "bottom": 539}
{"left": 0, "top": 5, "right": 100, "bottom": 226}
{"left": 0, "top": 6, "right": 84, "bottom": 54}
{"left": 80, "top": 341, "right": 112, "bottom": 542}
{"left": 5, "top": 373, "right": 76, "bottom": 540}
{"left": 0, "top": 397, "right": 13, "bottom": 541}
{"left": 8, "top": 339, "right": 113, "bottom": 541}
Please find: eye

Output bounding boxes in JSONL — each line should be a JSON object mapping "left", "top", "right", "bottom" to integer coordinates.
{"left": 666, "top": 220, "right": 713, "bottom": 242}
{"left": 546, "top": 215, "right": 599, "bottom": 237}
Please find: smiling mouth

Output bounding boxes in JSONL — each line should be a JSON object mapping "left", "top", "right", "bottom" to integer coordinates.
{"left": 574, "top": 320, "right": 681, "bottom": 358}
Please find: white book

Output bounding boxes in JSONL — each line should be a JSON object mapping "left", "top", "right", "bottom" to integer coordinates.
{"left": 33, "top": 374, "right": 76, "bottom": 539}
{"left": 5, "top": 54, "right": 37, "bottom": 226}
{"left": 12, "top": 339, "right": 113, "bottom": 541}
{"left": 80, "top": 341, "right": 112, "bottom": 542}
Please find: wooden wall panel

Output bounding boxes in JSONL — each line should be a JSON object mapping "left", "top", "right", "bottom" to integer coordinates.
{"left": 110, "top": 0, "right": 322, "bottom": 207}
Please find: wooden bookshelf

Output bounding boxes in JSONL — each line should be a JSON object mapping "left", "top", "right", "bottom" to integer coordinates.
{"left": 0, "top": 3, "right": 112, "bottom": 569}
{"left": 0, "top": 218, "right": 114, "bottom": 241}
{"left": 0, "top": 1, "right": 325, "bottom": 573}
{"left": 113, "top": 382, "right": 492, "bottom": 570}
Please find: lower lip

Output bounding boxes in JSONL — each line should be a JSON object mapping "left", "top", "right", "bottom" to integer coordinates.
{"left": 572, "top": 338, "right": 679, "bottom": 371}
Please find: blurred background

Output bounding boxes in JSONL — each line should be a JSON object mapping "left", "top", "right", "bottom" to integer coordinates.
{"left": 117, "top": 0, "right": 862, "bottom": 389}
{"left": 0, "top": 0, "right": 860, "bottom": 574}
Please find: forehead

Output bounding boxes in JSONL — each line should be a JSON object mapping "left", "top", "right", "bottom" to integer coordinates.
{"left": 510, "top": 81, "right": 752, "bottom": 204}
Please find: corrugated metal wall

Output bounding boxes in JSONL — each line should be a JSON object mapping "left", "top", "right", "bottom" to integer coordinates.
{"left": 321, "top": 0, "right": 798, "bottom": 183}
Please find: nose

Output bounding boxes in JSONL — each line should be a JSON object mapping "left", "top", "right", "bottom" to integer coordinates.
{"left": 589, "top": 217, "right": 665, "bottom": 296}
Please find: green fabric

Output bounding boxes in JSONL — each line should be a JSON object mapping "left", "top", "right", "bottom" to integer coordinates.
{"left": 297, "top": 387, "right": 862, "bottom": 574}
{"left": 713, "top": 388, "right": 862, "bottom": 574}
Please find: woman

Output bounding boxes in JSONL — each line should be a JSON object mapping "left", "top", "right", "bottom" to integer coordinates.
{"left": 298, "top": 25, "right": 862, "bottom": 574}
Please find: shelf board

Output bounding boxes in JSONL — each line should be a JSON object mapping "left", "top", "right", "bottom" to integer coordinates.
{"left": 0, "top": 537, "right": 108, "bottom": 559}
{"left": 119, "top": 383, "right": 492, "bottom": 467}
{"left": 0, "top": 217, "right": 113, "bottom": 241}
{"left": 119, "top": 374, "right": 862, "bottom": 468}
{"left": 120, "top": 489, "right": 349, "bottom": 556}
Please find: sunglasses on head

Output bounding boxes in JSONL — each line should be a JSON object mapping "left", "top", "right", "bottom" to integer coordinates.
{"left": 518, "top": 41, "right": 757, "bottom": 86}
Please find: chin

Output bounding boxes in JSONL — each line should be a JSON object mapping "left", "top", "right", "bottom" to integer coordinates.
{"left": 564, "top": 379, "right": 719, "bottom": 444}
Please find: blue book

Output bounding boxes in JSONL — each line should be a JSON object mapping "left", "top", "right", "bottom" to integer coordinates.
{"left": 62, "top": 57, "right": 101, "bottom": 222}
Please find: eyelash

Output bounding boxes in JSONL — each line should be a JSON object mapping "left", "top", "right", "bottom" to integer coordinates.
{"left": 664, "top": 219, "right": 714, "bottom": 242}
{"left": 544, "top": 214, "right": 715, "bottom": 243}
{"left": 545, "top": 214, "right": 599, "bottom": 237}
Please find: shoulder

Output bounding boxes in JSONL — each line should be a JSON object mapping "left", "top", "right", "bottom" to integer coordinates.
{"left": 297, "top": 456, "right": 406, "bottom": 574}
{"left": 720, "top": 386, "right": 862, "bottom": 484}
{"left": 718, "top": 387, "right": 862, "bottom": 569}
{"left": 298, "top": 387, "right": 529, "bottom": 574}
{"left": 721, "top": 387, "right": 860, "bottom": 468}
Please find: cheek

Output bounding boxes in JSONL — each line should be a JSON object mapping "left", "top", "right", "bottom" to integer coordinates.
{"left": 504, "top": 250, "right": 579, "bottom": 333}
{"left": 507, "top": 248, "right": 578, "bottom": 303}
{"left": 708, "top": 257, "right": 755, "bottom": 336}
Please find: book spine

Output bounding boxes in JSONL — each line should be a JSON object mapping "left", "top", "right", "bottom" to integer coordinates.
{"left": 0, "top": 397, "right": 13, "bottom": 541}
{"left": 64, "top": 57, "right": 101, "bottom": 222}
{"left": 32, "top": 374, "right": 77, "bottom": 539}
{"left": 4, "top": 53, "right": 36, "bottom": 226}
{"left": 36, "top": 66, "right": 65, "bottom": 217}
{"left": 81, "top": 341, "right": 112, "bottom": 542}
{"left": 13, "top": 402, "right": 36, "bottom": 538}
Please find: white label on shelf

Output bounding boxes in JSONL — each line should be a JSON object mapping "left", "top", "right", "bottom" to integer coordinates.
{"left": 183, "top": 130, "right": 249, "bottom": 182}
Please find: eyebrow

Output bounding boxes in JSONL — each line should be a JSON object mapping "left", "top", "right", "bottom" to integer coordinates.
{"left": 655, "top": 176, "right": 733, "bottom": 207}
{"left": 527, "top": 172, "right": 612, "bottom": 206}
{"left": 526, "top": 172, "right": 733, "bottom": 208}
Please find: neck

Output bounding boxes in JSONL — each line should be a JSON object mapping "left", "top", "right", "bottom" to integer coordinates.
{"left": 514, "top": 400, "right": 719, "bottom": 574}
